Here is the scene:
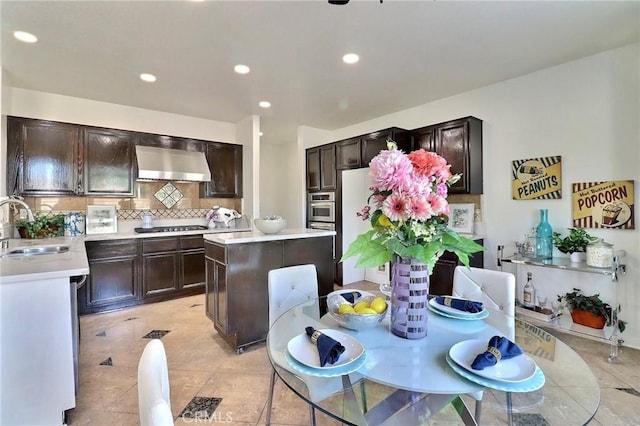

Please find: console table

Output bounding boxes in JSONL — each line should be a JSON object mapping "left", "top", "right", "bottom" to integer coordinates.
{"left": 497, "top": 245, "right": 626, "bottom": 361}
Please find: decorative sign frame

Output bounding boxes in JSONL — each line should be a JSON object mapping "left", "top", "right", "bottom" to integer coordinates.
{"left": 86, "top": 205, "right": 118, "bottom": 234}
{"left": 511, "top": 156, "right": 562, "bottom": 200}
{"left": 572, "top": 180, "right": 635, "bottom": 230}
{"left": 448, "top": 203, "right": 475, "bottom": 235}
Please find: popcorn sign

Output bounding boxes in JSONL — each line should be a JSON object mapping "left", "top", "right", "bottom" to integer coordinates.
{"left": 572, "top": 180, "right": 635, "bottom": 229}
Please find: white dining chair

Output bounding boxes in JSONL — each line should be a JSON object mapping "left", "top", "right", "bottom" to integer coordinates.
{"left": 266, "top": 264, "right": 320, "bottom": 426}
{"left": 138, "top": 339, "right": 174, "bottom": 426}
{"left": 452, "top": 265, "right": 516, "bottom": 424}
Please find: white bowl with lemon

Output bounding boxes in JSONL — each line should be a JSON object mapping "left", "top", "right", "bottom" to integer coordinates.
{"left": 327, "top": 291, "right": 388, "bottom": 331}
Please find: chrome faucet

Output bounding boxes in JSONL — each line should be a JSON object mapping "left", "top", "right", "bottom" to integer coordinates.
{"left": 0, "top": 196, "right": 36, "bottom": 222}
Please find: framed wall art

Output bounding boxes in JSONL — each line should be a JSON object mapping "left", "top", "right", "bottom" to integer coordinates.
{"left": 448, "top": 203, "right": 475, "bottom": 235}
{"left": 511, "top": 155, "right": 562, "bottom": 200}
{"left": 572, "top": 180, "right": 635, "bottom": 229}
{"left": 86, "top": 205, "right": 118, "bottom": 234}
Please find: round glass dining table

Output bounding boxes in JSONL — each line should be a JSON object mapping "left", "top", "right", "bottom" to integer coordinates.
{"left": 266, "top": 295, "right": 600, "bottom": 425}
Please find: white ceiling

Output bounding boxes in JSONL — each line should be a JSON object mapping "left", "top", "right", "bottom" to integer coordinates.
{"left": 2, "top": 1, "right": 639, "bottom": 145}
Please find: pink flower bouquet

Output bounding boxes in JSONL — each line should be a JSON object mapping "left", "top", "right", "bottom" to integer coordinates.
{"left": 341, "top": 141, "right": 483, "bottom": 273}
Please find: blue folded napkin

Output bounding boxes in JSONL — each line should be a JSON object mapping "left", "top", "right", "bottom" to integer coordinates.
{"left": 305, "top": 326, "right": 345, "bottom": 367}
{"left": 435, "top": 296, "right": 484, "bottom": 313}
{"left": 471, "top": 335, "right": 523, "bottom": 370}
{"left": 340, "top": 291, "right": 361, "bottom": 304}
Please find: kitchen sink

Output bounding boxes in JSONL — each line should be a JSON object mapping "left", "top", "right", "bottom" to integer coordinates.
{"left": 1, "top": 245, "right": 70, "bottom": 258}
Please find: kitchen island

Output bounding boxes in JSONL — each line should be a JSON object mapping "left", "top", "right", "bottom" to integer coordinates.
{"left": 0, "top": 237, "right": 89, "bottom": 425}
{"left": 204, "top": 228, "right": 336, "bottom": 353}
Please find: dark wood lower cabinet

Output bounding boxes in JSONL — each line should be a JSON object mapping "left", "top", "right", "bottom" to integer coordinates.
{"left": 79, "top": 235, "right": 206, "bottom": 315}
{"left": 429, "top": 239, "right": 485, "bottom": 296}
{"left": 205, "top": 236, "right": 334, "bottom": 353}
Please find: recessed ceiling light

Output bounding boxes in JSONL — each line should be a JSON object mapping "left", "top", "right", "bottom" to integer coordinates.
{"left": 259, "top": 132, "right": 264, "bottom": 136}
{"left": 140, "top": 73, "right": 157, "bottom": 82}
{"left": 259, "top": 101, "right": 271, "bottom": 108}
{"left": 13, "top": 31, "right": 37, "bottom": 43}
{"left": 343, "top": 53, "right": 359, "bottom": 64}
{"left": 234, "top": 64, "right": 250, "bottom": 74}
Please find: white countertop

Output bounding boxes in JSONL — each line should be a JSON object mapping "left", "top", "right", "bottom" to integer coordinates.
{"left": 83, "top": 217, "right": 252, "bottom": 241}
{"left": 0, "top": 236, "right": 90, "bottom": 284}
{"left": 204, "top": 228, "right": 336, "bottom": 245}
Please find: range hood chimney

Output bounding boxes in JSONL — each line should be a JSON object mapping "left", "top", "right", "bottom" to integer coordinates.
{"left": 135, "top": 145, "right": 211, "bottom": 182}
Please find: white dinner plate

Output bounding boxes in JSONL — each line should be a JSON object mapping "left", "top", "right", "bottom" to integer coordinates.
{"left": 449, "top": 339, "right": 537, "bottom": 383}
{"left": 287, "top": 328, "right": 365, "bottom": 370}
{"left": 428, "top": 298, "right": 488, "bottom": 319}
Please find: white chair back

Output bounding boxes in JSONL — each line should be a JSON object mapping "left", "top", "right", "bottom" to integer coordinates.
{"left": 138, "top": 339, "right": 174, "bottom": 426}
{"left": 268, "top": 264, "right": 319, "bottom": 326}
{"left": 452, "top": 266, "right": 516, "bottom": 339}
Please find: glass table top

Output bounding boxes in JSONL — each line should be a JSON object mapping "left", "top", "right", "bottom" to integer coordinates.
{"left": 267, "top": 295, "right": 600, "bottom": 425}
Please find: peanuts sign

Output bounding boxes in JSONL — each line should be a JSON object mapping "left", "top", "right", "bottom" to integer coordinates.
{"left": 572, "top": 180, "right": 635, "bottom": 229}
{"left": 512, "top": 156, "right": 562, "bottom": 200}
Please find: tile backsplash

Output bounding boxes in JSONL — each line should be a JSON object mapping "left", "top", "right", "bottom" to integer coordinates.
{"left": 13, "top": 181, "right": 241, "bottom": 222}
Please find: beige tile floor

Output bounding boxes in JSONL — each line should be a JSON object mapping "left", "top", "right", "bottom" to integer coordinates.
{"left": 67, "top": 282, "right": 640, "bottom": 425}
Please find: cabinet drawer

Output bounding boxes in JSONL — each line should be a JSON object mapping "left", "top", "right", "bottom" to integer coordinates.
{"left": 85, "top": 239, "right": 138, "bottom": 259}
{"left": 142, "top": 237, "right": 179, "bottom": 254}
{"left": 181, "top": 235, "right": 204, "bottom": 250}
{"left": 205, "top": 241, "right": 226, "bottom": 263}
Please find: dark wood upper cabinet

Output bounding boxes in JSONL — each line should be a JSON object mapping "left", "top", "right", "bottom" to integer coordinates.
{"left": 137, "top": 133, "right": 205, "bottom": 152}
{"left": 336, "top": 137, "right": 361, "bottom": 170}
{"left": 306, "top": 148, "right": 320, "bottom": 191}
{"left": 361, "top": 127, "right": 411, "bottom": 166}
{"left": 306, "top": 145, "right": 336, "bottom": 191}
{"left": 200, "top": 142, "right": 243, "bottom": 198}
{"left": 84, "top": 127, "right": 135, "bottom": 196}
{"left": 412, "top": 116, "right": 483, "bottom": 194}
{"left": 7, "top": 116, "right": 82, "bottom": 196}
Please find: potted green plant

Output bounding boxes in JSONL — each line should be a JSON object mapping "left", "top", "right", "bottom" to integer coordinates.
{"left": 559, "top": 288, "right": 626, "bottom": 332}
{"left": 15, "top": 212, "right": 65, "bottom": 239}
{"left": 551, "top": 227, "right": 598, "bottom": 262}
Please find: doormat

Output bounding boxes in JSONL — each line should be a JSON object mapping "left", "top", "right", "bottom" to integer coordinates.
{"left": 179, "top": 397, "right": 223, "bottom": 420}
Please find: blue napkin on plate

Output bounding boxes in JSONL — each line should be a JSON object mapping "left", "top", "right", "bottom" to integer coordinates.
{"left": 471, "top": 335, "right": 523, "bottom": 370}
{"left": 435, "top": 296, "right": 484, "bottom": 313}
{"left": 340, "top": 291, "right": 361, "bottom": 304}
{"left": 305, "top": 326, "right": 345, "bottom": 367}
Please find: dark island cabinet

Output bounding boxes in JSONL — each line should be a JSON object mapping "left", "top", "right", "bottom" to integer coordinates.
{"left": 84, "top": 127, "right": 135, "bottom": 196}
{"left": 429, "top": 239, "right": 485, "bottom": 296}
{"left": 79, "top": 239, "right": 140, "bottom": 315}
{"left": 205, "top": 235, "right": 334, "bottom": 353}
{"left": 7, "top": 116, "right": 82, "bottom": 196}
{"left": 412, "top": 116, "right": 483, "bottom": 194}
{"left": 306, "top": 144, "right": 336, "bottom": 191}
{"left": 200, "top": 142, "right": 243, "bottom": 198}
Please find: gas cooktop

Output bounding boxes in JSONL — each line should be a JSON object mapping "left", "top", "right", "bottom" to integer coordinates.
{"left": 134, "top": 225, "right": 208, "bottom": 234}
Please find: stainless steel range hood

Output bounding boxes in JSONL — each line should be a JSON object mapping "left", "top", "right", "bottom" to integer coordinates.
{"left": 135, "top": 145, "right": 211, "bottom": 182}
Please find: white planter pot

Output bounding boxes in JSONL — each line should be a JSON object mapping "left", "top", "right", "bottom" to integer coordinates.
{"left": 570, "top": 252, "right": 586, "bottom": 263}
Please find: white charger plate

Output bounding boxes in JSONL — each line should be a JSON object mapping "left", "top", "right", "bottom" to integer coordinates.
{"left": 449, "top": 339, "right": 537, "bottom": 383}
{"left": 287, "top": 328, "right": 365, "bottom": 370}
{"left": 428, "top": 298, "right": 489, "bottom": 320}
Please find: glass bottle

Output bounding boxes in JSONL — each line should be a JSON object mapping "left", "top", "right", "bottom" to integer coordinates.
{"left": 522, "top": 272, "right": 536, "bottom": 309}
{"left": 535, "top": 209, "right": 553, "bottom": 259}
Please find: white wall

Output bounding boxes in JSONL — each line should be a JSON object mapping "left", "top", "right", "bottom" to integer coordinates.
{"left": 260, "top": 141, "right": 301, "bottom": 227}
{"left": 313, "top": 44, "right": 640, "bottom": 349}
{"left": 236, "top": 115, "right": 259, "bottom": 222}
{"left": 6, "top": 88, "right": 236, "bottom": 143}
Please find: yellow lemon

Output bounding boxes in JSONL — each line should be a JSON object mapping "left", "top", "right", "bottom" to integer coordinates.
{"left": 357, "top": 307, "right": 378, "bottom": 315}
{"left": 338, "top": 304, "right": 355, "bottom": 314}
{"left": 353, "top": 301, "right": 370, "bottom": 313}
{"left": 370, "top": 297, "right": 387, "bottom": 314}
